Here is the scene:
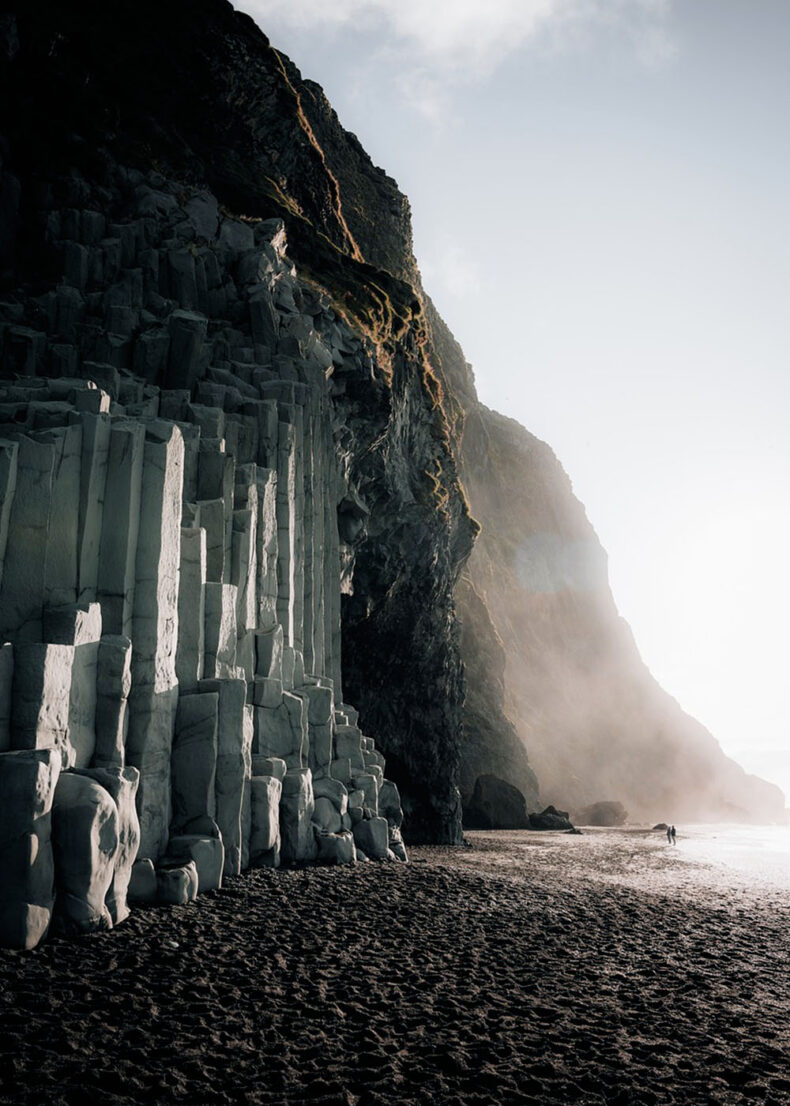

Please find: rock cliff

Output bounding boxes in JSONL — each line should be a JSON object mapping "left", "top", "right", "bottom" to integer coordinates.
{"left": 0, "top": 0, "right": 783, "bottom": 949}
{"left": 0, "top": 0, "right": 477, "bottom": 948}
{"left": 435, "top": 338, "right": 786, "bottom": 824}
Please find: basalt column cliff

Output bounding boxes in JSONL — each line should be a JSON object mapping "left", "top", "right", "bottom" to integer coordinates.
{"left": 0, "top": 0, "right": 476, "bottom": 949}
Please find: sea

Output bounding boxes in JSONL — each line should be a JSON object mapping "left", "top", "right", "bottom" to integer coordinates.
{"left": 670, "top": 822, "right": 790, "bottom": 888}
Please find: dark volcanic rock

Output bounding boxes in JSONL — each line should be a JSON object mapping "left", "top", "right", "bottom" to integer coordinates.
{"left": 580, "top": 801, "right": 628, "bottom": 827}
{"left": 464, "top": 774, "right": 530, "bottom": 830}
{"left": 0, "top": 0, "right": 474, "bottom": 844}
{"left": 529, "top": 806, "right": 575, "bottom": 832}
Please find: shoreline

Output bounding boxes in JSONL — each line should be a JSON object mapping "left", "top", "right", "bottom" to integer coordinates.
{"left": 1, "top": 830, "right": 788, "bottom": 1105}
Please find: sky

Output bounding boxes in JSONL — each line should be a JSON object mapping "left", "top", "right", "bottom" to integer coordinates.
{"left": 237, "top": 0, "right": 790, "bottom": 806}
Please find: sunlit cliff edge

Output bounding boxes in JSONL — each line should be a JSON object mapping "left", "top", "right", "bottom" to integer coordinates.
{"left": 0, "top": 0, "right": 783, "bottom": 922}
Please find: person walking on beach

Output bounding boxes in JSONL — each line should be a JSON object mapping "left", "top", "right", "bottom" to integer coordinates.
{"left": 666, "top": 825, "right": 672, "bottom": 845}
{"left": 670, "top": 825, "right": 677, "bottom": 845}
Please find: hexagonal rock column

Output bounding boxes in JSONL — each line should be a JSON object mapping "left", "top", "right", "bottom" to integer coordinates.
{"left": 97, "top": 421, "right": 145, "bottom": 638}
{"left": 126, "top": 423, "right": 184, "bottom": 860}
{"left": 170, "top": 691, "right": 218, "bottom": 833}
{"left": 43, "top": 602, "right": 102, "bottom": 768}
{"left": 198, "top": 677, "right": 252, "bottom": 875}
{"left": 10, "top": 642, "right": 75, "bottom": 767}
{"left": 92, "top": 635, "right": 132, "bottom": 768}
{"left": 249, "top": 774, "right": 282, "bottom": 868}
{"left": 280, "top": 767, "right": 316, "bottom": 865}
{"left": 0, "top": 748, "right": 61, "bottom": 949}
{"left": 0, "top": 435, "right": 56, "bottom": 641}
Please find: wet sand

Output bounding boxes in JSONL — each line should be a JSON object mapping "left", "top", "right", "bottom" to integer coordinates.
{"left": 1, "top": 829, "right": 788, "bottom": 1105}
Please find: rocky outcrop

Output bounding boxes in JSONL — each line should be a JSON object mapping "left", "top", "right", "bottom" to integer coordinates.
{"left": 464, "top": 775, "right": 530, "bottom": 830}
{"left": 0, "top": 0, "right": 782, "bottom": 954}
{"left": 581, "top": 802, "right": 629, "bottom": 827}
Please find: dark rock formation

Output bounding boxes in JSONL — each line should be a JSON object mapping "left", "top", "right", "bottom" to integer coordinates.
{"left": 464, "top": 774, "right": 530, "bottom": 830}
{"left": 581, "top": 801, "right": 629, "bottom": 827}
{"left": 529, "top": 806, "right": 575, "bottom": 832}
{"left": 0, "top": 0, "right": 475, "bottom": 859}
{"left": 0, "top": 0, "right": 783, "bottom": 956}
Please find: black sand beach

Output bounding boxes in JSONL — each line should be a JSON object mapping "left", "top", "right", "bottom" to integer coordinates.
{"left": 1, "top": 830, "right": 788, "bottom": 1106}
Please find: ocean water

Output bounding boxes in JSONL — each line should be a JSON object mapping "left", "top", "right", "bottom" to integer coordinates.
{"left": 670, "top": 823, "right": 790, "bottom": 888}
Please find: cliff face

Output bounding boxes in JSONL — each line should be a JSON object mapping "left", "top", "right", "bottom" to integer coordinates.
{"left": 0, "top": 0, "right": 476, "bottom": 857}
{"left": 435, "top": 344, "right": 786, "bottom": 822}
{"left": 0, "top": 0, "right": 782, "bottom": 955}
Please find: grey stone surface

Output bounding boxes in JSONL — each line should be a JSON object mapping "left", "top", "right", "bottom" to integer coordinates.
{"left": 203, "top": 583, "right": 238, "bottom": 678}
{"left": 93, "top": 635, "right": 132, "bottom": 768}
{"left": 156, "top": 860, "right": 199, "bottom": 905}
{"left": 128, "top": 857, "right": 157, "bottom": 902}
{"left": 352, "top": 816, "right": 389, "bottom": 860}
{"left": 98, "top": 422, "right": 145, "bottom": 636}
{"left": 315, "top": 830, "right": 356, "bottom": 866}
{"left": 76, "top": 765, "right": 140, "bottom": 924}
{"left": 171, "top": 692, "right": 218, "bottom": 832}
{"left": 127, "top": 424, "right": 184, "bottom": 860}
{"left": 165, "top": 834, "right": 224, "bottom": 892}
{"left": 199, "top": 678, "right": 251, "bottom": 875}
{"left": 0, "top": 436, "right": 56, "bottom": 640}
{"left": 378, "top": 779, "right": 404, "bottom": 828}
{"left": 52, "top": 772, "right": 119, "bottom": 933}
{"left": 11, "top": 642, "right": 75, "bottom": 767}
{"left": 249, "top": 774, "right": 281, "bottom": 866}
{"left": 251, "top": 754, "right": 286, "bottom": 781}
{"left": 352, "top": 772, "right": 379, "bottom": 817}
{"left": 0, "top": 748, "right": 60, "bottom": 949}
{"left": 175, "top": 526, "right": 206, "bottom": 691}
{"left": 280, "top": 767, "right": 316, "bottom": 864}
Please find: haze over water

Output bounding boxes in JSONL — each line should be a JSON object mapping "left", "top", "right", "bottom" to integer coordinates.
{"left": 240, "top": 0, "right": 790, "bottom": 807}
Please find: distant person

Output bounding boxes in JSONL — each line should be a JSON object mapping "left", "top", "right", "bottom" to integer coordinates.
{"left": 666, "top": 825, "right": 672, "bottom": 845}
{"left": 670, "top": 825, "right": 677, "bottom": 845}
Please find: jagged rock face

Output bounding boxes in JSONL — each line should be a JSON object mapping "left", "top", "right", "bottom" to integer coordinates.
{"left": 0, "top": 0, "right": 476, "bottom": 872}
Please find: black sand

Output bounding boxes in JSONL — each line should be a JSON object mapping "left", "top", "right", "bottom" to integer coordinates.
{"left": 1, "top": 830, "right": 788, "bottom": 1105}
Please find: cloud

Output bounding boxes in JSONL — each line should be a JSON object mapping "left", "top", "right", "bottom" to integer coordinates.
{"left": 239, "top": 0, "right": 677, "bottom": 117}
{"left": 243, "top": 0, "right": 675, "bottom": 70}
{"left": 419, "top": 241, "right": 483, "bottom": 300}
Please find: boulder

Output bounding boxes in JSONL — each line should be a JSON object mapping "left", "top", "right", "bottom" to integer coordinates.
{"left": 313, "top": 795, "right": 342, "bottom": 834}
{"left": 378, "top": 779, "right": 403, "bottom": 827}
{"left": 164, "top": 834, "right": 224, "bottom": 893}
{"left": 581, "top": 801, "right": 629, "bottom": 827}
{"left": 75, "top": 765, "right": 140, "bottom": 925}
{"left": 315, "top": 830, "right": 356, "bottom": 866}
{"left": 0, "top": 748, "right": 60, "bottom": 949}
{"left": 128, "top": 858, "right": 157, "bottom": 902}
{"left": 313, "top": 776, "right": 348, "bottom": 815}
{"left": 52, "top": 772, "right": 119, "bottom": 933}
{"left": 156, "top": 860, "right": 199, "bottom": 905}
{"left": 528, "top": 805, "right": 575, "bottom": 831}
{"left": 352, "top": 816, "right": 389, "bottom": 860}
{"left": 464, "top": 774, "right": 530, "bottom": 830}
{"left": 388, "top": 824, "right": 409, "bottom": 863}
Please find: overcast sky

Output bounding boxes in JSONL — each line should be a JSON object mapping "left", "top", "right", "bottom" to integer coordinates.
{"left": 238, "top": 0, "right": 790, "bottom": 806}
